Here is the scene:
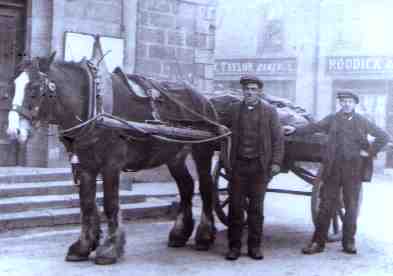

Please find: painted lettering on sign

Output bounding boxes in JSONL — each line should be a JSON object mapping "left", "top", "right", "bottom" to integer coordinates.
{"left": 215, "top": 58, "right": 297, "bottom": 76}
{"left": 327, "top": 56, "right": 393, "bottom": 74}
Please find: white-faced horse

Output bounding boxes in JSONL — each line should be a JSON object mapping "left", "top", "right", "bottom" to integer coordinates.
{"left": 7, "top": 53, "right": 223, "bottom": 265}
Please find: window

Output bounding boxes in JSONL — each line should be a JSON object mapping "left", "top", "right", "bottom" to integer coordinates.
{"left": 64, "top": 32, "right": 124, "bottom": 72}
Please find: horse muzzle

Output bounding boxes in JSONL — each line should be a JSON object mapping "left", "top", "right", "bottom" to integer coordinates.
{"left": 7, "top": 111, "right": 31, "bottom": 143}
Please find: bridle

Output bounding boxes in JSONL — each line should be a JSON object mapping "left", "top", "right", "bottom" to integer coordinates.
{"left": 11, "top": 66, "right": 58, "bottom": 124}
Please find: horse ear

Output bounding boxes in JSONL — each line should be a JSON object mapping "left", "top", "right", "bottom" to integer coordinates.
{"left": 48, "top": 51, "right": 56, "bottom": 66}
{"left": 26, "top": 58, "right": 41, "bottom": 78}
{"left": 32, "top": 58, "right": 40, "bottom": 70}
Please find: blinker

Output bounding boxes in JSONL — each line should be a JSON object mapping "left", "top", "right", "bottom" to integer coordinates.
{"left": 48, "top": 81, "right": 56, "bottom": 92}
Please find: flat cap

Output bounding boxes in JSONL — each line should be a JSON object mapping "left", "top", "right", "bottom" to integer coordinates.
{"left": 240, "top": 75, "right": 263, "bottom": 88}
{"left": 337, "top": 89, "right": 359, "bottom": 104}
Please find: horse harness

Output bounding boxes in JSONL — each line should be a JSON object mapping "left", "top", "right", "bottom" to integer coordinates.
{"left": 11, "top": 69, "right": 57, "bottom": 121}
{"left": 13, "top": 58, "right": 232, "bottom": 184}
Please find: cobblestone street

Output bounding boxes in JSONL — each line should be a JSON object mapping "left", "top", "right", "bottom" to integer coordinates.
{"left": 1, "top": 173, "right": 392, "bottom": 276}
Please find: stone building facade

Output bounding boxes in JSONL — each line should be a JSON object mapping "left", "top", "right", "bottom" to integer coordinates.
{"left": 135, "top": 0, "right": 216, "bottom": 92}
{"left": 0, "top": 0, "right": 217, "bottom": 167}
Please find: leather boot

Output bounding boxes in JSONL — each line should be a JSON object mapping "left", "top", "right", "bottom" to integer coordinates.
{"left": 248, "top": 247, "right": 264, "bottom": 260}
{"left": 343, "top": 241, "right": 357, "bottom": 254}
{"left": 225, "top": 247, "right": 241, "bottom": 261}
{"left": 301, "top": 242, "right": 325, "bottom": 255}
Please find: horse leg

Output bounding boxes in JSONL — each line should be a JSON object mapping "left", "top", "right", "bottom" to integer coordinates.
{"left": 66, "top": 170, "right": 101, "bottom": 262}
{"left": 167, "top": 153, "right": 195, "bottom": 247}
{"left": 192, "top": 145, "right": 216, "bottom": 251}
{"left": 94, "top": 167, "right": 125, "bottom": 265}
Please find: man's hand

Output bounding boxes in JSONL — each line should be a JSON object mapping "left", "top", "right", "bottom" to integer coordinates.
{"left": 271, "top": 164, "right": 281, "bottom": 177}
{"left": 283, "top": 125, "right": 296, "bottom": 136}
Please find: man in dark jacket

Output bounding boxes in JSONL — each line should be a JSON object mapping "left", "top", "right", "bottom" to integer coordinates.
{"left": 284, "top": 90, "right": 390, "bottom": 255}
{"left": 225, "top": 75, "right": 284, "bottom": 261}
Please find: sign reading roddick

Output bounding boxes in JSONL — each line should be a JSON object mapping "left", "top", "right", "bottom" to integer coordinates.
{"left": 327, "top": 56, "right": 393, "bottom": 74}
{"left": 215, "top": 58, "right": 297, "bottom": 76}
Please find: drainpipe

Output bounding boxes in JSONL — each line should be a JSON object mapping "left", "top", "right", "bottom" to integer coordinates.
{"left": 122, "top": 0, "right": 138, "bottom": 74}
{"left": 312, "top": 0, "right": 321, "bottom": 117}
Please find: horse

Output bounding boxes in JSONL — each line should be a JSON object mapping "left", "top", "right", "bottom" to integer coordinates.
{"left": 7, "top": 53, "right": 222, "bottom": 265}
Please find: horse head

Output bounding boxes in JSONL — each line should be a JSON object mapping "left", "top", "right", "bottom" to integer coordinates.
{"left": 6, "top": 51, "right": 82, "bottom": 142}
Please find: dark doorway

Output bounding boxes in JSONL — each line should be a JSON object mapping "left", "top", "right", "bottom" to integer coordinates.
{"left": 0, "top": 1, "right": 26, "bottom": 166}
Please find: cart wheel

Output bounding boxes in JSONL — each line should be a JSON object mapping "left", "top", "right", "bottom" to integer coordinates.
{"left": 311, "top": 180, "right": 363, "bottom": 243}
{"left": 212, "top": 157, "right": 230, "bottom": 226}
{"left": 212, "top": 156, "right": 249, "bottom": 226}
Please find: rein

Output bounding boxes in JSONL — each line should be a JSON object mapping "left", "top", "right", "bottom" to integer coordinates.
{"left": 59, "top": 112, "right": 231, "bottom": 144}
{"left": 48, "top": 67, "right": 232, "bottom": 145}
{"left": 16, "top": 63, "right": 232, "bottom": 147}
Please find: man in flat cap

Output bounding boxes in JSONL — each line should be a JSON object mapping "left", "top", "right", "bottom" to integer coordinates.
{"left": 225, "top": 75, "right": 284, "bottom": 261}
{"left": 284, "top": 90, "right": 390, "bottom": 255}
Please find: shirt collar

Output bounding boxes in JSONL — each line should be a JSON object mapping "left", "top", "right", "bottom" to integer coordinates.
{"left": 339, "top": 111, "right": 355, "bottom": 120}
{"left": 242, "top": 100, "right": 260, "bottom": 110}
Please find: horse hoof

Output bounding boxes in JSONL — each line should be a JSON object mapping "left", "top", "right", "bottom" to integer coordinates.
{"left": 94, "top": 256, "right": 117, "bottom": 265}
{"left": 194, "top": 241, "right": 211, "bottom": 251}
{"left": 65, "top": 254, "right": 89, "bottom": 262}
{"left": 66, "top": 240, "right": 92, "bottom": 262}
{"left": 168, "top": 239, "right": 187, "bottom": 248}
{"left": 95, "top": 239, "right": 122, "bottom": 265}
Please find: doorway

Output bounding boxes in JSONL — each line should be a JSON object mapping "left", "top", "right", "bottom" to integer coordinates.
{"left": 0, "top": 1, "right": 26, "bottom": 166}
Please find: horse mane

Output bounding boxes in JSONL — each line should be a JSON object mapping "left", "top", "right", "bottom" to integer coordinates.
{"left": 45, "top": 60, "right": 88, "bottom": 87}
{"left": 52, "top": 60, "right": 85, "bottom": 73}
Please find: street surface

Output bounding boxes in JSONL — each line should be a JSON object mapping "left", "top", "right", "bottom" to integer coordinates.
{"left": 0, "top": 173, "right": 392, "bottom": 276}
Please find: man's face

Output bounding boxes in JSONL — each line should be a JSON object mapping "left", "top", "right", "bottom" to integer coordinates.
{"left": 242, "top": 82, "right": 261, "bottom": 105}
{"left": 339, "top": 97, "right": 357, "bottom": 113}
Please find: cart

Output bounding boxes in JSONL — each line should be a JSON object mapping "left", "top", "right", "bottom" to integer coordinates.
{"left": 208, "top": 92, "right": 359, "bottom": 242}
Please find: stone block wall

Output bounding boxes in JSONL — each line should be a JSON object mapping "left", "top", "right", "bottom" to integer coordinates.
{"left": 21, "top": 0, "right": 216, "bottom": 167}
{"left": 135, "top": 0, "right": 217, "bottom": 92}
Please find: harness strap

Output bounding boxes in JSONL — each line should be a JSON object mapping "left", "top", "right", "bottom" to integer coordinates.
{"left": 89, "top": 36, "right": 114, "bottom": 115}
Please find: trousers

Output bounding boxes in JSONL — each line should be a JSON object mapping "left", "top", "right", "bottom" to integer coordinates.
{"left": 227, "top": 158, "right": 268, "bottom": 249}
{"left": 313, "top": 157, "right": 363, "bottom": 245}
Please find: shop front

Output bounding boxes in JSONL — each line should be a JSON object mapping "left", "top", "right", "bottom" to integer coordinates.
{"left": 214, "top": 58, "right": 297, "bottom": 100}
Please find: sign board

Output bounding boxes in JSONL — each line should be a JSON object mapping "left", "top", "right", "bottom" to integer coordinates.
{"left": 64, "top": 32, "right": 124, "bottom": 72}
{"left": 327, "top": 56, "right": 393, "bottom": 74}
{"left": 215, "top": 58, "right": 297, "bottom": 76}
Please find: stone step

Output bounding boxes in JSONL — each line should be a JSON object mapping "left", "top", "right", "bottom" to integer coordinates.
{"left": 0, "top": 170, "right": 72, "bottom": 184}
{"left": 0, "top": 197, "right": 175, "bottom": 231}
{"left": 0, "top": 191, "right": 146, "bottom": 213}
{"left": 0, "top": 181, "right": 90, "bottom": 198}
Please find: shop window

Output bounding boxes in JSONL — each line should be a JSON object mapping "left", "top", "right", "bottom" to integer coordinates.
{"left": 357, "top": 94, "right": 387, "bottom": 128}
{"left": 334, "top": 91, "right": 387, "bottom": 128}
{"left": 258, "top": 19, "right": 284, "bottom": 54}
{"left": 64, "top": 32, "right": 124, "bottom": 72}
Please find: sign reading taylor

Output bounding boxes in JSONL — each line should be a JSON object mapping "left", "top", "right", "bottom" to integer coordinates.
{"left": 215, "top": 58, "right": 297, "bottom": 76}
{"left": 327, "top": 56, "right": 393, "bottom": 74}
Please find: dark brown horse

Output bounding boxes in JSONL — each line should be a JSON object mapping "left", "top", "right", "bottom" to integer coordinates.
{"left": 7, "top": 53, "right": 221, "bottom": 265}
